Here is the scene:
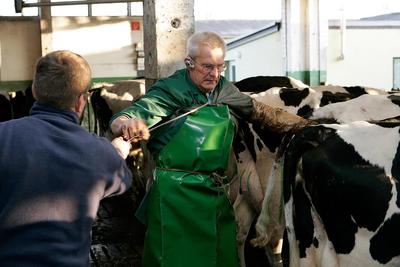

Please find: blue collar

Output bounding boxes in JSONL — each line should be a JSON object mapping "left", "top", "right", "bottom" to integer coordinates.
{"left": 30, "top": 102, "right": 79, "bottom": 124}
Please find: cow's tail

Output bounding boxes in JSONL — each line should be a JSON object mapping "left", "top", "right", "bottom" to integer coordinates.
{"left": 250, "top": 134, "right": 293, "bottom": 266}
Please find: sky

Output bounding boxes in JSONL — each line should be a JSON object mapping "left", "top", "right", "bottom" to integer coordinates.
{"left": 194, "top": 0, "right": 400, "bottom": 20}
{"left": 1, "top": 0, "right": 400, "bottom": 19}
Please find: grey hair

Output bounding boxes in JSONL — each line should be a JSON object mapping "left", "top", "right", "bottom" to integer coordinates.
{"left": 186, "top": 31, "right": 226, "bottom": 58}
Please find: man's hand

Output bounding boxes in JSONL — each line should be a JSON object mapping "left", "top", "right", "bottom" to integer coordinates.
{"left": 111, "top": 116, "right": 150, "bottom": 143}
{"left": 111, "top": 136, "right": 132, "bottom": 159}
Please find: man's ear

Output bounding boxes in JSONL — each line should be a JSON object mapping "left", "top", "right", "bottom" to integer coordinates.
{"left": 184, "top": 57, "right": 195, "bottom": 69}
{"left": 74, "top": 93, "right": 87, "bottom": 117}
{"left": 31, "top": 85, "right": 38, "bottom": 100}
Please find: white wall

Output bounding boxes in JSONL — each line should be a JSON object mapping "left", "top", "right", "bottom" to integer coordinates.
{"left": 327, "top": 27, "right": 400, "bottom": 90}
{"left": 226, "top": 31, "right": 284, "bottom": 82}
{"left": 0, "top": 16, "right": 144, "bottom": 90}
{"left": 51, "top": 16, "right": 143, "bottom": 80}
{"left": 226, "top": 24, "right": 400, "bottom": 89}
{"left": 0, "top": 18, "right": 41, "bottom": 82}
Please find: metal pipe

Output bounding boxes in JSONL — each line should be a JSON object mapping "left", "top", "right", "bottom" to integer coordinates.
{"left": 88, "top": 3, "right": 92, "bottom": 16}
{"left": 338, "top": 4, "right": 346, "bottom": 60}
{"left": 127, "top": 2, "right": 131, "bottom": 16}
{"left": 23, "top": 0, "right": 141, "bottom": 8}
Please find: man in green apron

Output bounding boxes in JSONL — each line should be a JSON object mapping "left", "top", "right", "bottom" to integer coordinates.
{"left": 110, "top": 31, "right": 311, "bottom": 267}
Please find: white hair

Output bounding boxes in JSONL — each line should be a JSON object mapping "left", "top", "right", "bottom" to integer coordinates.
{"left": 186, "top": 31, "right": 226, "bottom": 58}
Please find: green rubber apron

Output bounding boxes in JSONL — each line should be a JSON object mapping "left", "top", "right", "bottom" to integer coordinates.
{"left": 139, "top": 105, "right": 240, "bottom": 267}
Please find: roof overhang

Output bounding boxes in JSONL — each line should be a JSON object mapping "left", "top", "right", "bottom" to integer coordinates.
{"left": 227, "top": 21, "right": 280, "bottom": 50}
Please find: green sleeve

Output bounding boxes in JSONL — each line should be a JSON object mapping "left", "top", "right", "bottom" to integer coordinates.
{"left": 110, "top": 80, "right": 180, "bottom": 128}
{"left": 214, "top": 80, "right": 254, "bottom": 121}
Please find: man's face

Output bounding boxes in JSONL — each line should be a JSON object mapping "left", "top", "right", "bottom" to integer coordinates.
{"left": 188, "top": 46, "right": 225, "bottom": 94}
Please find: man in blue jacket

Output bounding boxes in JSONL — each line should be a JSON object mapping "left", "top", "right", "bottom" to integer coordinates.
{"left": 0, "top": 50, "right": 132, "bottom": 267}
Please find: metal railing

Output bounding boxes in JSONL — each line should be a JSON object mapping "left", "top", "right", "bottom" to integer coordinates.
{"left": 15, "top": 0, "right": 142, "bottom": 13}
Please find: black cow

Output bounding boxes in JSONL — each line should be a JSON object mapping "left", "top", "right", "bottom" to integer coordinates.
{"left": 90, "top": 87, "right": 114, "bottom": 136}
{"left": 90, "top": 80, "right": 145, "bottom": 136}
{"left": 0, "top": 87, "right": 35, "bottom": 122}
{"left": 0, "top": 92, "right": 12, "bottom": 122}
{"left": 234, "top": 76, "right": 309, "bottom": 93}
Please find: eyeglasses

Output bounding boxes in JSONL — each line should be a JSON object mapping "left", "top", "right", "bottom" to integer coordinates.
{"left": 192, "top": 58, "right": 226, "bottom": 73}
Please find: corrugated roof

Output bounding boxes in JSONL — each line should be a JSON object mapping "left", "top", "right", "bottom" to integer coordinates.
{"left": 329, "top": 19, "right": 400, "bottom": 29}
{"left": 360, "top": 12, "right": 400, "bottom": 21}
{"left": 195, "top": 19, "right": 273, "bottom": 41}
{"left": 227, "top": 21, "right": 280, "bottom": 49}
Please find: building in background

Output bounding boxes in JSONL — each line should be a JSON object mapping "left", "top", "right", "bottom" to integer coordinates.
{"left": 220, "top": 13, "right": 400, "bottom": 90}
{"left": 224, "top": 22, "right": 282, "bottom": 83}
{"left": 1, "top": 2, "right": 399, "bottom": 91}
{"left": 195, "top": 19, "right": 273, "bottom": 42}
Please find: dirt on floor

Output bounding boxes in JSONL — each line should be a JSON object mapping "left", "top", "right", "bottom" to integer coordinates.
{"left": 90, "top": 190, "right": 145, "bottom": 267}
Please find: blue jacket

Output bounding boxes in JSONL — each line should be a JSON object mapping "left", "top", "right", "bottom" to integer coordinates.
{"left": 0, "top": 102, "right": 132, "bottom": 267}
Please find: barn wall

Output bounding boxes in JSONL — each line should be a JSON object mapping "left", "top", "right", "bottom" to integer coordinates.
{"left": 51, "top": 16, "right": 144, "bottom": 82}
{"left": 327, "top": 27, "right": 400, "bottom": 90}
{"left": 0, "top": 16, "right": 144, "bottom": 91}
{"left": 0, "top": 17, "right": 41, "bottom": 90}
{"left": 226, "top": 31, "right": 284, "bottom": 82}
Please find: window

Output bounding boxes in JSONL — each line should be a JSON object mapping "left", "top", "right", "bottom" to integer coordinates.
{"left": 51, "top": 5, "right": 88, "bottom": 16}
{"left": 90, "top": 3, "right": 127, "bottom": 16}
{"left": 394, "top": 57, "right": 400, "bottom": 90}
{"left": 224, "top": 61, "right": 236, "bottom": 82}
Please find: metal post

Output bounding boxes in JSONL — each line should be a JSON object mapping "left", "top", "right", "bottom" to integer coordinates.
{"left": 39, "top": 0, "right": 53, "bottom": 56}
{"left": 127, "top": 2, "right": 131, "bottom": 16}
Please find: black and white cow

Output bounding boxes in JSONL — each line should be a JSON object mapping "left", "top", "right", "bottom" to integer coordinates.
{"left": 90, "top": 80, "right": 145, "bottom": 136}
{"left": 233, "top": 82, "right": 397, "bottom": 207}
{"left": 90, "top": 79, "right": 150, "bottom": 206}
{"left": 233, "top": 83, "right": 399, "bottom": 266}
{"left": 252, "top": 121, "right": 400, "bottom": 266}
{"left": 234, "top": 76, "right": 309, "bottom": 92}
{"left": 244, "top": 86, "right": 387, "bottom": 118}
{"left": 234, "top": 75, "right": 387, "bottom": 97}
{"left": 311, "top": 94, "right": 400, "bottom": 123}
{"left": 246, "top": 91, "right": 400, "bottom": 266}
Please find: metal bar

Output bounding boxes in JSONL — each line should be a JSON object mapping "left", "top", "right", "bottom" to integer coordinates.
{"left": 23, "top": 0, "right": 141, "bottom": 8}
{"left": 148, "top": 103, "right": 209, "bottom": 132}
{"left": 127, "top": 2, "right": 131, "bottom": 16}
{"left": 126, "top": 103, "right": 209, "bottom": 142}
{"left": 88, "top": 2, "right": 92, "bottom": 16}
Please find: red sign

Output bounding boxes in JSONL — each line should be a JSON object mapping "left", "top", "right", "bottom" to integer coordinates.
{"left": 131, "top": 21, "right": 140, "bottom": 31}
